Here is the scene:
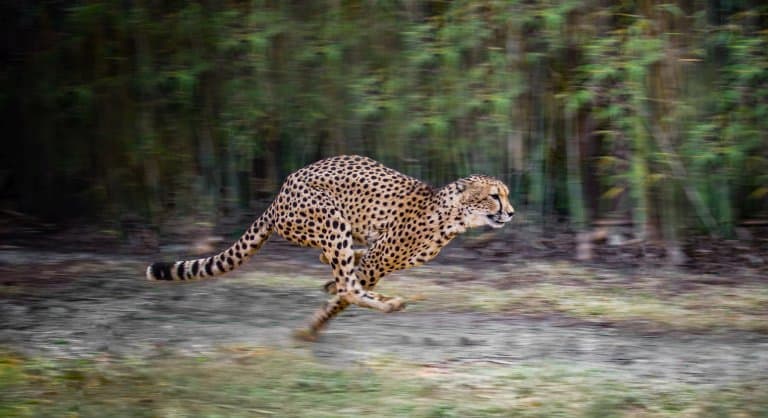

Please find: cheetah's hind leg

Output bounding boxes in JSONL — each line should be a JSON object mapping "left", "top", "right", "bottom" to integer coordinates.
{"left": 297, "top": 289, "right": 405, "bottom": 342}
{"left": 319, "top": 248, "right": 366, "bottom": 294}
{"left": 318, "top": 248, "right": 365, "bottom": 266}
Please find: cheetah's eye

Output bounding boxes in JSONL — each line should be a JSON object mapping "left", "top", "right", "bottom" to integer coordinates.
{"left": 489, "top": 193, "right": 502, "bottom": 206}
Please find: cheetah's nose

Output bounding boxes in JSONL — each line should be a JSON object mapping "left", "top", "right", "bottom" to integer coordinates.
{"left": 507, "top": 211, "right": 515, "bottom": 218}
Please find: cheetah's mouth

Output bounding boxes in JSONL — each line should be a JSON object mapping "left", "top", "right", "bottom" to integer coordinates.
{"left": 486, "top": 214, "right": 509, "bottom": 228}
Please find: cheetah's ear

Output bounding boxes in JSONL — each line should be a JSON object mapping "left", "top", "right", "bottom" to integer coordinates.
{"left": 456, "top": 177, "right": 482, "bottom": 192}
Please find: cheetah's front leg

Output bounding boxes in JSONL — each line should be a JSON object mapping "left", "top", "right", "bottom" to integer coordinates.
{"left": 336, "top": 271, "right": 406, "bottom": 313}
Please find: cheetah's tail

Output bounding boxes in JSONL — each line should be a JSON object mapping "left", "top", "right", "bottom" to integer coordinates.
{"left": 145, "top": 214, "right": 274, "bottom": 281}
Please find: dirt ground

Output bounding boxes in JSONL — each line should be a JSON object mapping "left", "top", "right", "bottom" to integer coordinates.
{"left": 1, "top": 239, "right": 767, "bottom": 389}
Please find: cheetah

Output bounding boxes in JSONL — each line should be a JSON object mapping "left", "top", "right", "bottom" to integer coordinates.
{"left": 146, "top": 155, "right": 514, "bottom": 339}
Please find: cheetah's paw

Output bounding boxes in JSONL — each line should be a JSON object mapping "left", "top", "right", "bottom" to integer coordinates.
{"left": 385, "top": 297, "right": 406, "bottom": 313}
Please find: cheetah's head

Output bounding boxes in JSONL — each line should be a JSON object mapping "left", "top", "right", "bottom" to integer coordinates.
{"left": 455, "top": 175, "right": 515, "bottom": 229}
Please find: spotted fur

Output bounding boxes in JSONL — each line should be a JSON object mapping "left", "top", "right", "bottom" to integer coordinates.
{"left": 146, "top": 155, "right": 514, "bottom": 339}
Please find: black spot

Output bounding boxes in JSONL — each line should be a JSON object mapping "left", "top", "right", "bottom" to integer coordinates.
{"left": 192, "top": 261, "right": 200, "bottom": 275}
{"left": 205, "top": 259, "right": 214, "bottom": 276}
{"left": 216, "top": 260, "right": 224, "bottom": 272}
{"left": 227, "top": 257, "right": 234, "bottom": 266}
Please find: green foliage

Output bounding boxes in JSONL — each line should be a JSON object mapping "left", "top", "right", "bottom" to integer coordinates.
{"left": 2, "top": 0, "right": 767, "bottom": 238}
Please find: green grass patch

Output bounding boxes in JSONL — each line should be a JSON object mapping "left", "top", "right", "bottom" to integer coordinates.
{"left": 1, "top": 349, "right": 766, "bottom": 418}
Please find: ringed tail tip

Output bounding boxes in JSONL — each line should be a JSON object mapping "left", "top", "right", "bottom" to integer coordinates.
{"left": 146, "top": 262, "right": 176, "bottom": 281}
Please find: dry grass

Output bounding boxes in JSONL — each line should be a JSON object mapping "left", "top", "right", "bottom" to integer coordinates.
{"left": 372, "top": 261, "right": 768, "bottom": 333}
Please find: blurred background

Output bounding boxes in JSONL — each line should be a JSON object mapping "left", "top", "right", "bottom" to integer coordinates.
{"left": 2, "top": 0, "right": 766, "bottom": 262}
